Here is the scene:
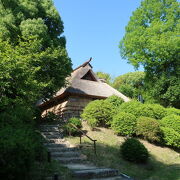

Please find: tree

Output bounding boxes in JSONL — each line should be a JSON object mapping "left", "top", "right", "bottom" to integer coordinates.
{"left": 0, "top": 0, "right": 72, "bottom": 110}
{"left": 113, "top": 72, "right": 145, "bottom": 99}
{"left": 120, "top": 0, "right": 180, "bottom": 108}
{"left": 96, "top": 71, "right": 112, "bottom": 84}
{"left": 0, "top": 2, "right": 72, "bottom": 178}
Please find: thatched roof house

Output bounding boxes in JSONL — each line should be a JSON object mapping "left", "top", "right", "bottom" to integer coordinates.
{"left": 38, "top": 59, "right": 130, "bottom": 119}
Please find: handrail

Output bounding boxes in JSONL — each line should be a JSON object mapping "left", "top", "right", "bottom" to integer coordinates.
{"left": 69, "top": 123, "right": 97, "bottom": 155}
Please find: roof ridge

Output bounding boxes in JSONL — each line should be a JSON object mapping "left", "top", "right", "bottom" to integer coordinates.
{"left": 73, "top": 57, "right": 92, "bottom": 71}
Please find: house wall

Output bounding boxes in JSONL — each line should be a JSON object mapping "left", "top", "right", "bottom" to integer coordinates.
{"left": 41, "top": 96, "right": 94, "bottom": 120}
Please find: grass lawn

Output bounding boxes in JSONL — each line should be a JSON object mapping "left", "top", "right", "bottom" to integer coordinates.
{"left": 66, "top": 121, "right": 180, "bottom": 180}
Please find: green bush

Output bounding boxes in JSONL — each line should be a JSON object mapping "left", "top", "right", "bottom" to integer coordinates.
{"left": 64, "top": 117, "right": 82, "bottom": 136}
{"left": 0, "top": 126, "right": 45, "bottom": 180}
{"left": 111, "top": 112, "right": 136, "bottom": 136}
{"left": 160, "top": 115, "right": 180, "bottom": 133}
{"left": 161, "top": 127, "right": 180, "bottom": 148}
{"left": 81, "top": 100, "right": 116, "bottom": 127}
{"left": 43, "top": 112, "right": 59, "bottom": 122}
{"left": 105, "top": 95, "right": 124, "bottom": 108}
{"left": 166, "top": 107, "right": 180, "bottom": 116}
{"left": 136, "top": 117, "right": 162, "bottom": 142}
{"left": 119, "top": 100, "right": 143, "bottom": 117}
{"left": 120, "top": 138, "right": 149, "bottom": 163}
{"left": 0, "top": 106, "right": 46, "bottom": 179}
{"left": 87, "top": 118, "right": 98, "bottom": 129}
{"left": 119, "top": 101, "right": 166, "bottom": 119}
{"left": 0, "top": 105, "right": 35, "bottom": 127}
{"left": 137, "top": 104, "right": 167, "bottom": 120}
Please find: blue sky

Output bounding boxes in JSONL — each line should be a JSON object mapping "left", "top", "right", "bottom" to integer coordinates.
{"left": 54, "top": 0, "right": 143, "bottom": 77}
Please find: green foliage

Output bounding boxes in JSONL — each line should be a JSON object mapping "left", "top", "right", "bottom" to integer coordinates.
{"left": 111, "top": 112, "right": 136, "bottom": 136}
{"left": 161, "top": 127, "right": 180, "bottom": 148}
{"left": 43, "top": 112, "right": 59, "bottom": 122}
{"left": 81, "top": 100, "right": 116, "bottom": 127}
{"left": 0, "top": 1, "right": 71, "bottom": 179}
{"left": 0, "top": 125, "right": 45, "bottom": 180}
{"left": 0, "top": 0, "right": 64, "bottom": 45}
{"left": 96, "top": 71, "right": 112, "bottom": 84}
{"left": 0, "top": 0, "right": 72, "bottom": 110}
{"left": 87, "top": 118, "right": 98, "bottom": 129}
{"left": 120, "top": 101, "right": 167, "bottom": 119}
{"left": 136, "top": 104, "right": 167, "bottom": 119}
{"left": 64, "top": 117, "right": 82, "bottom": 136}
{"left": 0, "top": 38, "right": 72, "bottom": 110}
{"left": 160, "top": 115, "right": 180, "bottom": 133}
{"left": 120, "top": 138, "right": 149, "bottom": 163}
{"left": 105, "top": 95, "right": 124, "bottom": 108}
{"left": 136, "top": 117, "right": 162, "bottom": 142}
{"left": 113, "top": 71, "right": 145, "bottom": 99}
{"left": 120, "top": 0, "right": 180, "bottom": 108}
{"left": 166, "top": 107, "right": 180, "bottom": 116}
{"left": 119, "top": 100, "right": 143, "bottom": 117}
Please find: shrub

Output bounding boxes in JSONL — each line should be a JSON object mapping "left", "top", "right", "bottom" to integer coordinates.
{"left": 120, "top": 138, "right": 149, "bottom": 163}
{"left": 160, "top": 115, "right": 180, "bottom": 133}
{"left": 120, "top": 101, "right": 167, "bottom": 119}
{"left": 87, "top": 118, "right": 98, "bottom": 129}
{"left": 105, "top": 95, "right": 124, "bottom": 108}
{"left": 43, "top": 112, "right": 59, "bottom": 122}
{"left": 119, "top": 100, "right": 143, "bottom": 117}
{"left": 81, "top": 100, "right": 116, "bottom": 127}
{"left": 0, "top": 126, "right": 45, "bottom": 179}
{"left": 166, "top": 107, "right": 180, "bottom": 116}
{"left": 138, "top": 104, "right": 167, "bottom": 120}
{"left": 136, "top": 117, "right": 162, "bottom": 142}
{"left": 111, "top": 112, "right": 136, "bottom": 136}
{"left": 161, "top": 127, "right": 180, "bottom": 148}
{"left": 64, "top": 117, "right": 82, "bottom": 136}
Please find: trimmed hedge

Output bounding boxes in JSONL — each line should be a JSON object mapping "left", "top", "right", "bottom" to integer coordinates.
{"left": 119, "top": 101, "right": 167, "bottom": 119}
{"left": 161, "top": 127, "right": 180, "bottom": 148}
{"left": 137, "top": 104, "right": 167, "bottom": 120}
{"left": 166, "top": 107, "right": 180, "bottom": 116}
{"left": 105, "top": 95, "right": 124, "bottom": 108}
{"left": 136, "top": 117, "right": 161, "bottom": 142}
{"left": 119, "top": 100, "right": 143, "bottom": 117}
{"left": 160, "top": 115, "right": 180, "bottom": 133}
{"left": 81, "top": 100, "right": 116, "bottom": 127}
{"left": 120, "top": 138, "right": 149, "bottom": 163}
{"left": 111, "top": 112, "right": 136, "bottom": 136}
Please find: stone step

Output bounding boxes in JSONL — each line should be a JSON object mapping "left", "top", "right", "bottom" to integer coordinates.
{"left": 44, "top": 138, "right": 64, "bottom": 144}
{"left": 41, "top": 131, "right": 61, "bottom": 136}
{"left": 39, "top": 125, "right": 60, "bottom": 128}
{"left": 64, "top": 163, "right": 98, "bottom": 170}
{"left": 72, "top": 168, "right": 119, "bottom": 179}
{"left": 54, "top": 156, "right": 87, "bottom": 163}
{"left": 42, "top": 134, "right": 63, "bottom": 139}
{"left": 44, "top": 143, "right": 68, "bottom": 148}
{"left": 47, "top": 146, "right": 78, "bottom": 152}
{"left": 40, "top": 127, "right": 60, "bottom": 132}
{"left": 51, "top": 151, "right": 81, "bottom": 158}
{"left": 90, "top": 175, "right": 132, "bottom": 180}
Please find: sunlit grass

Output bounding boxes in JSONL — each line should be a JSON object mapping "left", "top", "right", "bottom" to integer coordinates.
{"left": 66, "top": 121, "right": 180, "bottom": 180}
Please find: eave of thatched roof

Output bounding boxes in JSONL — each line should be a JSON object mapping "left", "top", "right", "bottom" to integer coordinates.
{"left": 38, "top": 58, "right": 130, "bottom": 107}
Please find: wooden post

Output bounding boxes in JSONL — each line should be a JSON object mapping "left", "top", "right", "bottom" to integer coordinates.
{"left": 80, "top": 134, "right": 82, "bottom": 144}
{"left": 93, "top": 140, "right": 97, "bottom": 155}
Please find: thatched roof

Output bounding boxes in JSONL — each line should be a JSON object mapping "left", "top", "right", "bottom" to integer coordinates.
{"left": 38, "top": 59, "right": 130, "bottom": 107}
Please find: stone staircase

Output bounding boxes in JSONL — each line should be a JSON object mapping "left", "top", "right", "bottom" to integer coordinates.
{"left": 40, "top": 124, "right": 134, "bottom": 180}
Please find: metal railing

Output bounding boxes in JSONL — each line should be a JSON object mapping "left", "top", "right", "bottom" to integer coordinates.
{"left": 69, "top": 123, "right": 97, "bottom": 155}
